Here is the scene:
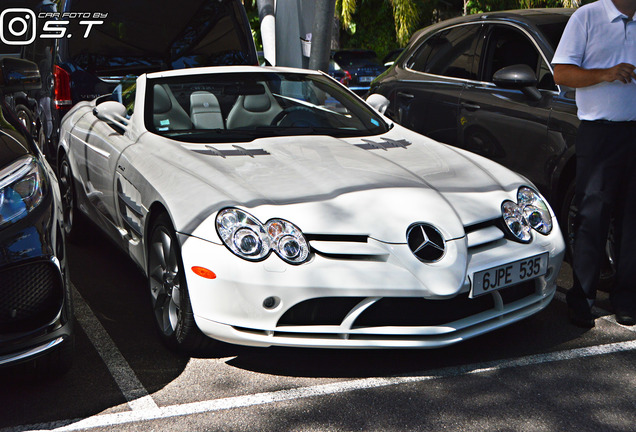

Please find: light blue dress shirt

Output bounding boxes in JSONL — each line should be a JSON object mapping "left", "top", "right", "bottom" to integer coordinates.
{"left": 552, "top": 0, "right": 636, "bottom": 121}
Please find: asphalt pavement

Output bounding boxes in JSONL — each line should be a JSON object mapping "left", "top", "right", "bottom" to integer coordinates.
{"left": 1, "top": 226, "right": 635, "bottom": 432}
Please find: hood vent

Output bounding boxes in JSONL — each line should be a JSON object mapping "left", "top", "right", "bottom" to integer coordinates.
{"left": 193, "top": 145, "right": 270, "bottom": 158}
{"left": 355, "top": 137, "right": 411, "bottom": 151}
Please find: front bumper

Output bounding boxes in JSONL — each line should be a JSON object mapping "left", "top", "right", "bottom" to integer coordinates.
{"left": 179, "top": 222, "right": 565, "bottom": 349}
{"left": 0, "top": 189, "right": 73, "bottom": 367}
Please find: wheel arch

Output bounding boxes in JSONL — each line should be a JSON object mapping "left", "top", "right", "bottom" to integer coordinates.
{"left": 144, "top": 201, "right": 172, "bottom": 271}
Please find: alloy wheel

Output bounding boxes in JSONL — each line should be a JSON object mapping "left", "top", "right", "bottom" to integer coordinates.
{"left": 149, "top": 227, "right": 182, "bottom": 336}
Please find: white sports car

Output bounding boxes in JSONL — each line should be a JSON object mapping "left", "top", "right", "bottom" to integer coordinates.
{"left": 58, "top": 66, "right": 565, "bottom": 351}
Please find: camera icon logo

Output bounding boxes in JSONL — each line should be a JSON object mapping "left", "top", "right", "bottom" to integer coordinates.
{"left": 1, "top": 8, "right": 37, "bottom": 46}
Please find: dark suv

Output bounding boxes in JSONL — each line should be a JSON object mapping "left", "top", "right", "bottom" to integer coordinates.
{"left": 0, "top": 57, "right": 73, "bottom": 377}
{"left": 14, "top": 0, "right": 257, "bottom": 164}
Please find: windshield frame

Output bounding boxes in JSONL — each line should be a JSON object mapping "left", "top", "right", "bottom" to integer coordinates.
{"left": 143, "top": 70, "right": 391, "bottom": 143}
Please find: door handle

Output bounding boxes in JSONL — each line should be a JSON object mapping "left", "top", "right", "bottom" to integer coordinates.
{"left": 397, "top": 92, "right": 415, "bottom": 99}
{"left": 461, "top": 102, "right": 480, "bottom": 111}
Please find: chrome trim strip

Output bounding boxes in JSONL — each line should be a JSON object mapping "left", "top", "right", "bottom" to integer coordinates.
{"left": 0, "top": 336, "right": 65, "bottom": 366}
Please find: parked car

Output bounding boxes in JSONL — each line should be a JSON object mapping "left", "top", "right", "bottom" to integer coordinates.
{"left": 0, "top": 1, "right": 58, "bottom": 137}
{"left": 332, "top": 50, "right": 386, "bottom": 95}
{"left": 382, "top": 49, "right": 404, "bottom": 67}
{"left": 366, "top": 9, "right": 614, "bottom": 281}
{"left": 0, "top": 58, "right": 73, "bottom": 376}
{"left": 13, "top": 0, "right": 257, "bottom": 166}
{"left": 57, "top": 65, "right": 564, "bottom": 351}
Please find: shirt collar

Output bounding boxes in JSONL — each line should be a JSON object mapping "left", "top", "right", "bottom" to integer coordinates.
{"left": 603, "top": 0, "right": 633, "bottom": 22}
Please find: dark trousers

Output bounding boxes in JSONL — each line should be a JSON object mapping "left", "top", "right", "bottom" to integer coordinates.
{"left": 570, "top": 120, "right": 636, "bottom": 310}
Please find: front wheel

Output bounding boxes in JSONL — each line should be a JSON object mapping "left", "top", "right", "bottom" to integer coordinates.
{"left": 147, "top": 213, "right": 212, "bottom": 353}
{"left": 58, "top": 156, "right": 84, "bottom": 242}
{"left": 15, "top": 104, "right": 34, "bottom": 135}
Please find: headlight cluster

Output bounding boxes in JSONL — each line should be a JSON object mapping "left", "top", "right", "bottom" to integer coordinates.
{"left": 501, "top": 187, "right": 552, "bottom": 242}
{"left": 0, "top": 156, "right": 45, "bottom": 227}
{"left": 216, "top": 208, "right": 309, "bottom": 264}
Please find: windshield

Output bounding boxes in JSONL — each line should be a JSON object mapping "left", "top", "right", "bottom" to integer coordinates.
{"left": 145, "top": 71, "right": 390, "bottom": 143}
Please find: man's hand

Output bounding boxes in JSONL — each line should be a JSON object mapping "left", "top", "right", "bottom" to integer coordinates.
{"left": 554, "top": 63, "right": 636, "bottom": 88}
{"left": 602, "top": 63, "right": 636, "bottom": 84}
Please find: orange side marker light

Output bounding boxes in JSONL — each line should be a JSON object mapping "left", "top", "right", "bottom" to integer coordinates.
{"left": 192, "top": 266, "right": 217, "bottom": 279}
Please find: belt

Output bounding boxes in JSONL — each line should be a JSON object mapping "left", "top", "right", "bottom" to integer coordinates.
{"left": 585, "top": 119, "right": 636, "bottom": 126}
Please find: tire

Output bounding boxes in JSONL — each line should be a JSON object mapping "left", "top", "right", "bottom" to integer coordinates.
{"left": 58, "top": 155, "right": 85, "bottom": 243}
{"left": 561, "top": 179, "right": 616, "bottom": 291}
{"left": 15, "top": 104, "right": 34, "bottom": 135}
{"left": 147, "top": 213, "right": 213, "bottom": 353}
{"left": 37, "top": 125, "right": 53, "bottom": 162}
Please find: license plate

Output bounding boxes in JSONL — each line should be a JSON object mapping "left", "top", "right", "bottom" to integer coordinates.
{"left": 471, "top": 253, "right": 548, "bottom": 298}
{"left": 359, "top": 76, "right": 375, "bottom": 82}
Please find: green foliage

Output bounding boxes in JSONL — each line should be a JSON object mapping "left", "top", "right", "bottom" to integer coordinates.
{"left": 466, "top": 0, "right": 564, "bottom": 14}
{"left": 243, "top": 0, "right": 263, "bottom": 51}
{"left": 339, "top": 0, "right": 402, "bottom": 59}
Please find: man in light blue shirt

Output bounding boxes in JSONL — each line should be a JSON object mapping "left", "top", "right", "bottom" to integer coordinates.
{"left": 553, "top": 0, "right": 636, "bottom": 328}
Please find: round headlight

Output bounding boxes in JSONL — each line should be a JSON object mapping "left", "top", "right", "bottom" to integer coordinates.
{"left": 502, "top": 200, "right": 532, "bottom": 242}
{"left": 265, "top": 219, "right": 309, "bottom": 264}
{"left": 216, "top": 208, "right": 271, "bottom": 260}
{"left": 517, "top": 187, "right": 552, "bottom": 235}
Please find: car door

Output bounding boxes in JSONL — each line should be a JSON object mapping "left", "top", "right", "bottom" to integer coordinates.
{"left": 458, "top": 23, "right": 557, "bottom": 192}
{"left": 68, "top": 83, "right": 136, "bottom": 232}
{"left": 392, "top": 23, "right": 482, "bottom": 146}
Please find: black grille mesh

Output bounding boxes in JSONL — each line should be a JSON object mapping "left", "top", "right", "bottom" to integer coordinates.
{"left": 276, "top": 281, "right": 537, "bottom": 328}
{"left": 0, "top": 262, "right": 63, "bottom": 333}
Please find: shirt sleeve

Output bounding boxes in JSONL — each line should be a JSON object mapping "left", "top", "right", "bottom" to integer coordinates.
{"left": 552, "top": 11, "right": 588, "bottom": 66}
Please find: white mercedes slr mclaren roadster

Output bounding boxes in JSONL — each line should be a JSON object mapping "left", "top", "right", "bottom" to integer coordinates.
{"left": 58, "top": 66, "right": 565, "bottom": 351}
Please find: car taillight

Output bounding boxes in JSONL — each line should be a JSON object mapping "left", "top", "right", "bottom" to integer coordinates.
{"left": 340, "top": 70, "right": 352, "bottom": 86}
{"left": 54, "top": 65, "right": 72, "bottom": 109}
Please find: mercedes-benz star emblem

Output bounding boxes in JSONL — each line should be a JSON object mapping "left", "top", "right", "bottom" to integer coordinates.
{"left": 406, "top": 223, "right": 445, "bottom": 262}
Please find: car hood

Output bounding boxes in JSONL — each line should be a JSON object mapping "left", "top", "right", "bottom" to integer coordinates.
{"left": 135, "top": 127, "right": 527, "bottom": 242}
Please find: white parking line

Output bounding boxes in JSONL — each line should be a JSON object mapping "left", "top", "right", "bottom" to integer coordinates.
{"left": 71, "top": 284, "right": 159, "bottom": 412}
{"left": 5, "top": 338, "right": 636, "bottom": 432}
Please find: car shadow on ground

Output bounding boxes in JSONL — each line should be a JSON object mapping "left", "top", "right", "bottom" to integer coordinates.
{"left": 0, "top": 224, "right": 627, "bottom": 430}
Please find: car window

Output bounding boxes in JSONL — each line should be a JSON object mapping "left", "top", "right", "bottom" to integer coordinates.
{"left": 406, "top": 25, "right": 480, "bottom": 80}
{"left": 483, "top": 25, "right": 556, "bottom": 91}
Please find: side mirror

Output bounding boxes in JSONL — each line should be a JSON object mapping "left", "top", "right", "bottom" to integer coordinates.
{"left": 492, "top": 64, "right": 541, "bottom": 101}
{"left": 0, "top": 58, "right": 41, "bottom": 93}
{"left": 93, "top": 101, "right": 129, "bottom": 132}
{"left": 366, "top": 93, "right": 390, "bottom": 115}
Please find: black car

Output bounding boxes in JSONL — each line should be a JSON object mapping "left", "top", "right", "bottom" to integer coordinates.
{"left": 14, "top": 0, "right": 257, "bottom": 165}
{"left": 332, "top": 50, "right": 386, "bottom": 95}
{"left": 368, "top": 9, "right": 600, "bottom": 271}
{"left": 0, "top": 57, "right": 73, "bottom": 377}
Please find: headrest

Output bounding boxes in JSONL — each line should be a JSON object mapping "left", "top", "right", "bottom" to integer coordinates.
{"left": 242, "top": 92, "right": 271, "bottom": 113}
{"left": 153, "top": 85, "right": 172, "bottom": 114}
{"left": 191, "top": 91, "right": 221, "bottom": 113}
